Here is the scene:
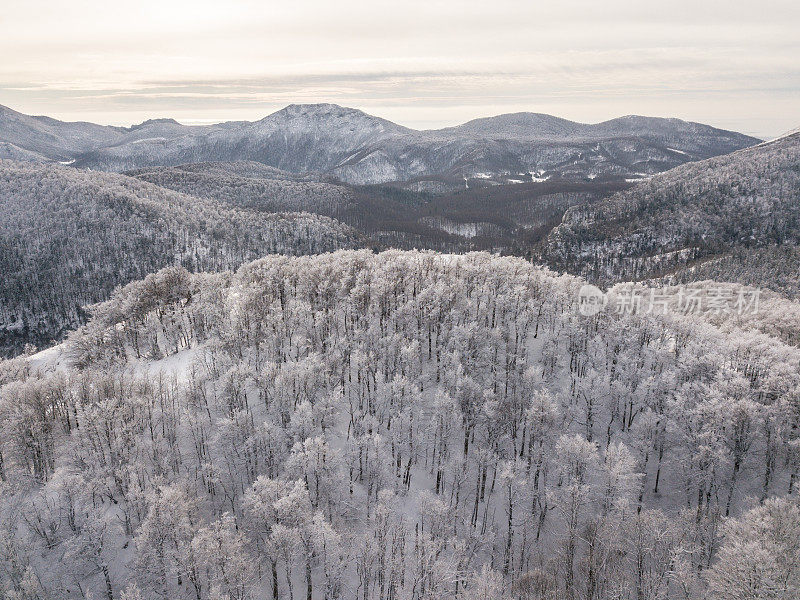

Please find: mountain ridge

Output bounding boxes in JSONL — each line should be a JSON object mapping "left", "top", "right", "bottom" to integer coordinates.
{"left": 542, "top": 128, "right": 800, "bottom": 285}
{"left": 0, "top": 102, "right": 761, "bottom": 184}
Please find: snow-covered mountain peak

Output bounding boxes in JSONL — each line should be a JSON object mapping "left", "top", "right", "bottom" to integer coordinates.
{"left": 259, "top": 103, "right": 412, "bottom": 136}
{"left": 439, "top": 112, "right": 584, "bottom": 139}
{"left": 279, "top": 103, "right": 362, "bottom": 117}
{"left": 130, "top": 118, "right": 181, "bottom": 129}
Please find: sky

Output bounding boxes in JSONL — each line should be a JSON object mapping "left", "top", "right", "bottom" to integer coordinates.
{"left": 1, "top": 0, "right": 798, "bottom": 139}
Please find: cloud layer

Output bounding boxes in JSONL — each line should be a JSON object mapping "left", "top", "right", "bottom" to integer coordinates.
{"left": 2, "top": 0, "right": 798, "bottom": 138}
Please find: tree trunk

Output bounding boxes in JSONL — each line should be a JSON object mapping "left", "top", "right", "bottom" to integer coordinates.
{"left": 306, "top": 554, "right": 313, "bottom": 600}
{"left": 102, "top": 563, "right": 114, "bottom": 600}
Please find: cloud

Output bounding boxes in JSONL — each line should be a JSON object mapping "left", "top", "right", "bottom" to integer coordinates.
{"left": 1, "top": 0, "right": 797, "bottom": 137}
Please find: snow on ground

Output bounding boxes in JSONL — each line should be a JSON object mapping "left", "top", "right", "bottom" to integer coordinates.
{"left": 143, "top": 345, "right": 205, "bottom": 381}
{"left": 27, "top": 343, "right": 67, "bottom": 373}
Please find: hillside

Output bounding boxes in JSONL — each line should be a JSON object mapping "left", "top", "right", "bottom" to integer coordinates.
{"left": 1, "top": 251, "right": 797, "bottom": 600}
{"left": 543, "top": 131, "right": 800, "bottom": 284}
{"left": 0, "top": 104, "right": 122, "bottom": 160}
{"left": 129, "top": 161, "right": 357, "bottom": 216}
{"left": 0, "top": 160, "right": 361, "bottom": 357}
{"left": 661, "top": 245, "right": 800, "bottom": 300}
{"left": 0, "top": 104, "right": 237, "bottom": 161}
{"left": 1, "top": 103, "right": 759, "bottom": 184}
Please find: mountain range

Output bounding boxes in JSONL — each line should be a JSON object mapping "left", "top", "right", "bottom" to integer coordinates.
{"left": 0, "top": 103, "right": 760, "bottom": 184}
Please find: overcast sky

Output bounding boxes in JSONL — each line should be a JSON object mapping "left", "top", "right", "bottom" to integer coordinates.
{"left": 2, "top": 0, "right": 798, "bottom": 138}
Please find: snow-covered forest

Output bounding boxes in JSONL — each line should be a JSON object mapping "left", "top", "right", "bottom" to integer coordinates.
{"left": 662, "top": 245, "right": 800, "bottom": 300}
{"left": 545, "top": 132, "right": 800, "bottom": 285}
{"left": 129, "top": 162, "right": 356, "bottom": 218}
{"left": 0, "top": 161, "right": 360, "bottom": 357}
{"left": 1, "top": 251, "right": 798, "bottom": 600}
{"left": 127, "top": 161, "right": 633, "bottom": 258}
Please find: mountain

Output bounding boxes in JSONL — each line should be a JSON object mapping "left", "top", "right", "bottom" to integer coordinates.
{"left": 542, "top": 130, "right": 800, "bottom": 285}
{"left": 0, "top": 103, "right": 234, "bottom": 162}
{"left": 73, "top": 104, "right": 414, "bottom": 176}
{"left": 439, "top": 112, "right": 752, "bottom": 154}
{"left": 1, "top": 103, "right": 759, "bottom": 184}
{"left": 0, "top": 159, "right": 361, "bottom": 357}
{"left": 0, "top": 104, "right": 122, "bottom": 160}
{"left": 76, "top": 105, "right": 760, "bottom": 183}
{"left": 128, "top": 161, "right": 356, "bottom": 216}
{"left": 436, "top": 112, "right": 586, "bottom": 139}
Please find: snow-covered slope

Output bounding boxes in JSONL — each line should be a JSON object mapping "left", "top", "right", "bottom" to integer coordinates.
{"left": 0, "top": 104, "right": 122, "bottom": 160}
{"left": 0, "top": 104, "right": 228, "bottom": 162}
{"left": 129, "top": 160, "right": 357, "bottom": 216}
{"left": 544, "top": 130, "right": 800, "bottom": 284}
{"left": 435, "top": 112, "right": 585, "bottom": 139}
{"left": 0, "top": 140, "right": 48, "bottom": 162}
{"left": 2, "top": 250, "right": 798, "bottom": 600}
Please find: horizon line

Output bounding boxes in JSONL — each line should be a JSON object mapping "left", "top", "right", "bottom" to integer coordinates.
{"left": 1, "top": 100, "right": 770, "bottom": 140}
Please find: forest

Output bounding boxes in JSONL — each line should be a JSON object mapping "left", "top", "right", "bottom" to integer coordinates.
{"left": 2, "top": 1, "right": 797, "bottom": 598}
{"left": 0, "top": 160, "right": 360, "bottom": 357}
{"left": 127, "top": 161, "right": 633, "bottom": 256}
{"left": 1, "top": 251, "right": 797, "bottom": 599}
{"left": 0, "top": 158, "right": 635, "bottom": 358}
{"left": 544, "top": 133, "right": 800, "bottom": 285}
{"left": 661, "top": 245, "right": 800, "bottom": 300}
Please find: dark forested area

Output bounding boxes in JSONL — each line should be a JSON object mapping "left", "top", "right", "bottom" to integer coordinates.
{"left": 130, "top": 162, "right": 632, "bottom": 255}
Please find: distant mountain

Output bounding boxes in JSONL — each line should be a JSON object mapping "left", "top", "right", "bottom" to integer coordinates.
{"left": 436, "top": 112, "right": 586, "bottom": 139}
{"left": 0, "top": 159, "right": 360, "bottom": 357}
{"left": 74, "top": 104, "right": 416, "bottom": 177}
{"left": 1, "top": 103, "right": 759, "bottom": 184}
{"left": 0, "top": 104, "right": 122, "bottom": 160}
{"left": 439, "top": 112, "right": 752, "bottom": 153}
{"left": 0, "top": 103, "right": 233, "bottom": 162}
{"left": 542, "top": 130, "right": 800, "bottom": 285}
